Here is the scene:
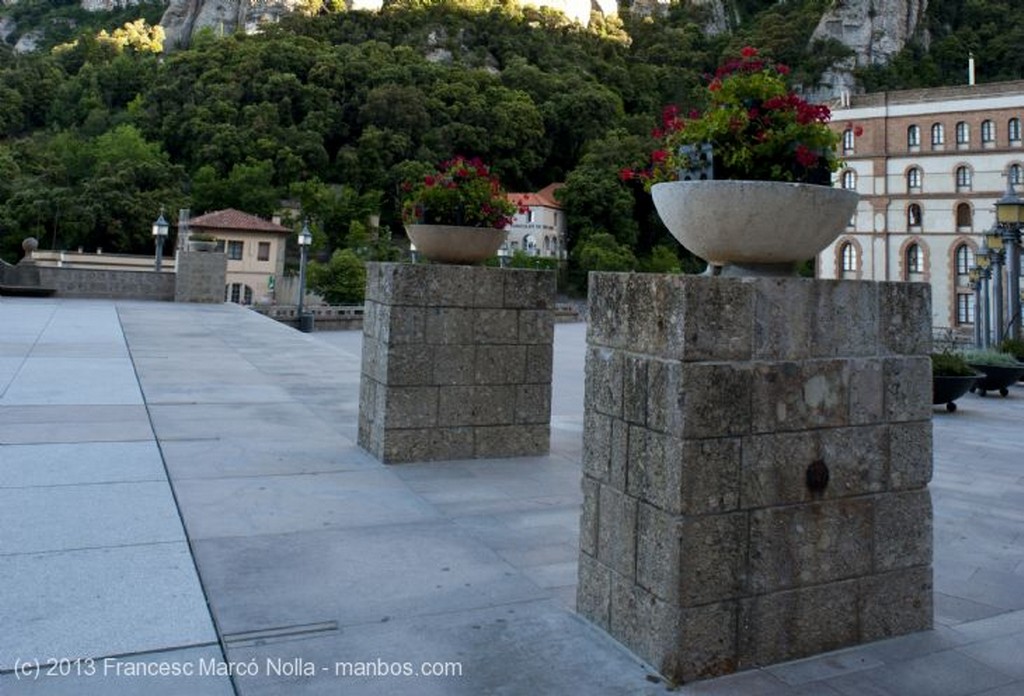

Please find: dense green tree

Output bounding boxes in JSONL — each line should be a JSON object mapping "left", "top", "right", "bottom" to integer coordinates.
{"left": 307, "top": 248, "right": 367, "bottom": 303}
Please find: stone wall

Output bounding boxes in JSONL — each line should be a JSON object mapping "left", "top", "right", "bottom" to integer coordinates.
{"left": 35, "top": 266, "right": 174, "bottom": 300}
{"left": 175, "top": 251, "right": 227, "bottom": 303}
{"left": 358, "top": 263, "right": 555, "bottom": 463}
{"left": 577, "top": 273, "right": 933, "bottom": 683}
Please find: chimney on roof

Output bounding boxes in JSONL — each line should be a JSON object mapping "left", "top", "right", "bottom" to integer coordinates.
{"left": 969, "top": 53, "right": 976, "bottom": 86}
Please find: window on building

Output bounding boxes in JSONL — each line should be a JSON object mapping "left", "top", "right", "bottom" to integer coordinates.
{"left": 842, "top": 128, "right": 855, "bottom": 153}
{"left": 955, "top": 244, "right": 974, "bottom": 278}
{"left": 1010, "top": 118, "right": 1022, "bottom": 143}
{"left": 840, "top": 242, "right": 856, "bottom": 273}
{"left": 931, "top": 123, "right": 945, "bottom": 147}
{"left": 907, "top": 125, "right": 921, "bottom": 148}
{"left": 842, "top": 170, "right": 856, "bottom": 190}
{"left": 907, "top": 167, "right": 922, "bottom": 191}
{"left": 906, "top": 243, "right": 924, "bottom": 275}
{"left": 227, "top": 240, "right": 244, "bottom": 260}
{"left": 956, "top": 121, "right": 970, "bottom": 146}
{"left": 1010, "top": 164, "right": 1022, "bottom": 185}
{"left": 257, "top": 241, "right": 271, "bottom": 261}
{"left": 226, "top": 283, "right": 253, "bottom": 305}
{"left": 526, "top": 209, "right": 534, "bottom": 223}
{"left": 957, "top": 293, "right": 975, "bottom": 326}
{"left": 982, "top": 119, "right": 996, "bottom": 144}
{"left": 956, "top": 166, "right": 972, "bottom": 191}
{"left": 908, "top": 204, "right": 922, "bottom": 228}
{"left": 956, "top": 203, "right": 973, "bottom": 229}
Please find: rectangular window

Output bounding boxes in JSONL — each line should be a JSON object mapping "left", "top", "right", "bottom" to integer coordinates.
{"left": 257, "top": 241, "right": 271, "bottom": 261}
{"left": 228, "top": 241, "right": 244, "bottom": 260}
{"left": 230, "top": 283, "right": 241, "bottom": 303}
{"left": 957, "top": 293, "right": 975, "bottom": 325}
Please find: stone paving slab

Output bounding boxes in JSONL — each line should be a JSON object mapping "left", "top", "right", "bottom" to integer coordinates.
{"left": 3, "top": 298, "right": 1024, "bottom": 695}
{"left": 0, "top": 542, "right": 218, "bottom": 670}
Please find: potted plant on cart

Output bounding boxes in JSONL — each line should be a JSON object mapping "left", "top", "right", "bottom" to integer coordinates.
{"left": 962, "top": 349, "right": 1024, "bottom": 397}
{"left": 932, "top": 350, "right": 981, "bottom": 412}
{"left": 626, "top": 47, "right": 859, "bottom": 276}
{"left": 401, "top": 156, "right": 520, "bottom": 265}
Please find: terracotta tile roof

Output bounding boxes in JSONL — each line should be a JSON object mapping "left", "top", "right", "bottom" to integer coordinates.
{"left": 508, "top": 183, "right": 565, "bottom": 209}
{"left": 189, "top": 209, "right": 291, "bottom": 234}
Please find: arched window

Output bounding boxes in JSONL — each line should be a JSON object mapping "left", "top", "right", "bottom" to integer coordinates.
{"left": 955, "top": 244, "right": 974, "bottom": 277}
{"left": 956, "top": 121, "right": 970, "bottom": 146}
{"left": 907, "top": 125, "right": 921, "bottom": 148}
{"left": 982, "top": 120, "right": 996, "bottom": 144}
{"left": 956, "top": 166, "right": 972, "bottom": 190}
{"left": 842, "top": 170, "right": 856, "bottom": 190}
{"left": 1010, "top": 164, "right": 1022, "bottom": 185}
{"left": 906, "top": 243, "right": 924, "bottom": 275}
{"left": 840, "top": 242, "right": 857, "bottom": 273}
{"left": 931, "top": 123, "right": 945, "bottom": 147}
{"left": 908, "top": 204, "right": 922, "bottom": 228}
{"left": 843, "top": 128, "right": 855, "bottom": 153}
{"left": 907, "top": 167, "right": 922, "bottom": 191}
{"left": 1010, "top": 118, "right": 1021, "bottom": 143}
{"left": 956, "top": 203, "right": 972, "bottom": 229}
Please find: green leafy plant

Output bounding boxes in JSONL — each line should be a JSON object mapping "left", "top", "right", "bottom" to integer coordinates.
{"left": 998, "top": 338, "right": 1024, "bottom": 361}
{"left": 626, "top": 46, "right": 844, "bottom": 190}
{"left": 931, "top": 351, "right": 975, "bottom": 377}
{"left": 961, "top": 349, "right": 1023, "bottom": 367}
{"left": 401, "top": 156, "right": 520, "bottom": 230}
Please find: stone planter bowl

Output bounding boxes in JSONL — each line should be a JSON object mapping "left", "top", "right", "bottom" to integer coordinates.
{"left": 405, "top": 224, "right": 506, "bottom": 265}
{"left": 651, "top": 180, "right": 860, "bottom": 275}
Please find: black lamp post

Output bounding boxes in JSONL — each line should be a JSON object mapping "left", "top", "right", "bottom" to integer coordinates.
{"left": 969, "top": 266, "right": 984, "bottom": 348}
{"left": 152, "top": 209, "right": 169, "bottom": 271}
{"left": 995, "top": 180, "right": 1024, "bottom": 341}
{"left": 297, "top": 220, "right": 312, "bottom": 331}
{"left": 985, "top": 226, "right": 1005, "bottom": 345}
{"left": 978, "top": 242, "right": 992, "bottom": 348}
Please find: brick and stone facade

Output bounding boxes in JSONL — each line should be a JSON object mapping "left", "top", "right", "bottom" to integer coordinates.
{"left": 358, "top": 263, "right": 555, "bottom": 463}
{"left": 578, "top": 273, "right": 933, "bottom": 683}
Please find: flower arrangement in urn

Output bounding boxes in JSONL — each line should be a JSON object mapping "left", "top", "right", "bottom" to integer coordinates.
{"left": 401, "top": 156, "right": 523, "bottom": 264}
{"left": 402, "top": 156, "right": 519, "bottom": 230}
{"left": 630, "top": 46, "right": 846, "bottom": 188}
{"left": 627, "top": 47, "right": 860, "bottom": 276}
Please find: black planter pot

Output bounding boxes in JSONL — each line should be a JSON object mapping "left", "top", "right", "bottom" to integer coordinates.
{"left": 967, "top": 363, "right": 1024, "bottom": 397}
{"left": 933, "top": 374, "right": 979, "bottom": 412}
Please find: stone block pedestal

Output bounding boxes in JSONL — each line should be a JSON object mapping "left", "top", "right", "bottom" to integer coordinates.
{"left": 358, "top": 263, "right": 555, "bottom": 463}
{"left": 577, "top": 273, "right": 933, "bottom": 683}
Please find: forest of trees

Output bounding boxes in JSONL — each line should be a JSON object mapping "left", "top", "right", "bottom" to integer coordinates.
{"left": 1, "top": 0, "right": 1021, "bottom": 292}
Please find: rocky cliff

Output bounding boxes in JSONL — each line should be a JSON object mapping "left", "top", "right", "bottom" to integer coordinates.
{"left": 811, "top": 0, "right": 928, "bottom": 96}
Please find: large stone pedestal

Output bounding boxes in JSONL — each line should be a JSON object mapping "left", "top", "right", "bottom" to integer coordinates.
{"left": 577, "top": 273, "right": 933, "bottom": 684}
{"left": 358, "top": 263, "right": 555, "bottom": 463}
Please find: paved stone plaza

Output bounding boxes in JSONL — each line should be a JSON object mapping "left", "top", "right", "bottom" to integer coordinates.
{"left": 1, "top": 297, "right": 1023, "bottom": 695}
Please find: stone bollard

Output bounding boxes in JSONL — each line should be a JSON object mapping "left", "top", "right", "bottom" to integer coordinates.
{"left": 577, "top": 273, "right": 933, "bottom": 683}
{"left": 358, "top": 263, "right": 556, "bottom": 463}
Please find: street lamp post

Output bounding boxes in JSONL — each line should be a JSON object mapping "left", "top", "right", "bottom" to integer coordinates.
{"left": 970, "top": 266, "right": 984, "bottom": 348}
{"left": 152, "top": 209, "right": 169, "bottom": 271}
{"left": 995, "top": 180, "right": 1024, "bottom": 341}
{"left": 978, "top": 243, "right": 992, "bottom": 348}
{"left": 297, "top": 221, "right": 312, "bottom": 332}
{"left": 986, "top": 227, "right": 1005, "bottom": 345}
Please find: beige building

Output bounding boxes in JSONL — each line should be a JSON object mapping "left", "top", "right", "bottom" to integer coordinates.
{"left": 820, "top": 80, "right": 1024, "bottom": 339}
{"left": 188, "top": 208, "right": 291, "bottom": 305}
{"left": 505, "top": 183, "right": 567, "bottom": 259}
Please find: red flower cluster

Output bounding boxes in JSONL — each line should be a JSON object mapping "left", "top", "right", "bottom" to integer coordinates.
{"left": 402, "top": 156, "right": 518, "bottom": 229}
{"left": 626, "top": 46, "right": 842, "bottom": 188}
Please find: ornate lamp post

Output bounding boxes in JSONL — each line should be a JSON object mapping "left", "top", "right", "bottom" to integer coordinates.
{"left": 985, "top": 227, "right": 1005, "bottom": 345}
{"left": 977, "top": 243, "right": 993, "bottom": 348}
{"left": 995, "top": 180, "right": 1024, "bottom": 341}
{"left": 297, "top": 220, "right": 313, "bottom": 332}
{"left": 152, "top": 209, "right": 169, "bottom": 271}
{"left": 969, "top": 266, "right": 984, "bottom": 348}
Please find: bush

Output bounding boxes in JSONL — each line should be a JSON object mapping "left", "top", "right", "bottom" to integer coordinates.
{"left": 998, "top": 338, "right": 1024, "bottom": 360}
{"left": 961, "top": 349, "right": 1023, "bottom": 367}
{"left": 931, "top": 351, "right": 974, "bottom": 377}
